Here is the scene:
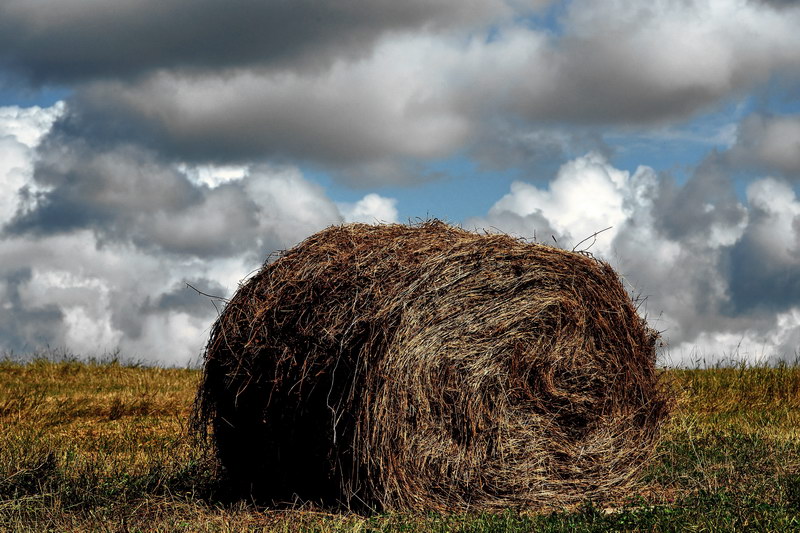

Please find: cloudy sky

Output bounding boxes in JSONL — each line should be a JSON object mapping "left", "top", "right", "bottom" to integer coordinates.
{"left": 1, "top": 0, "right": 800, "bottom": 366}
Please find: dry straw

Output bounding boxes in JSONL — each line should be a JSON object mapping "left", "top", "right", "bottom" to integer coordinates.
{"left": 192, "top": 220, "right": 670, "bottom": 512}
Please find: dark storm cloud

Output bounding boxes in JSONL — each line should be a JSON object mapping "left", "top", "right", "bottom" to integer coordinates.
{"left": 19, "top": 0, "right": 798, "bottom": 186}
{"left": 469, "top": 124, "right": 568, "bottom": 172}
{"left": 152, "top": 278, "right": 228, "bottom": 317}
{"left": 497, "top": 1, "right": 800, "bottom": 126}
{"left": 654, "top": 154, "right": 747, "bottom": 243}
{"left": 6, "top": 139, "right": 202, "bottom": 237}
{"left": 511, "top": 51, "right": 724, "bottom": 125}
{"left": 104, "top": 278, "right": 223, "bottom": 344}
{"left": 726, "top": 178, "right": 800, "bottom": 314}
{"left": 754, "top": 0, "right": 800, "bottom": 8}
{"left": 4, "top": 131, "right": 345, "bottom": 259}
{"left": 727, "top": 231, "right": 800, "bottom": 314}
{"left": 25, "top": 70, "right": 473, "bottom": 185}
{"left": 56, "top": 79, "right": 401, "bottom": 165}
{"left": 3, "top": 138, "right": 262, "bottom": 257}
{"left": 726, "top": 113, "right": 800, "bottom": 178}
{"left": 0, "top": 0, "right": 519, "bottom": 84}
{"left": 470, "top": 124, "right": 615, "bottom": 173}
{"left": 0, "top": 268, "right": 64, "bottom": 352}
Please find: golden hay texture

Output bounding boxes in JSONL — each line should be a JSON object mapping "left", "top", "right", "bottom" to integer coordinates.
{"left": 192, "top": 220, "right": 671, "bottom": 512}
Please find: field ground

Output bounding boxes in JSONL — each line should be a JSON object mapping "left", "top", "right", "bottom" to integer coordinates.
{"left": 1, "top": 356, "right": 799, "bottom": 532}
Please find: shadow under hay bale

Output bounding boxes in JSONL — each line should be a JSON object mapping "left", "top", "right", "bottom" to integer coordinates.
{"left": 191, "top": 220, "right": 671, "bottom": 512}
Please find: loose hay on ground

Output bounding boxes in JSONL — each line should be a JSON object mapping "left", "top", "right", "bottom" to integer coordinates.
{"left": 192, "top": 220, "right": 671, "bottom": 512}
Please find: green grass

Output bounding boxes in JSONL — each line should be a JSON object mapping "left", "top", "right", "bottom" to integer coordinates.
{"left": 1, "top": 356, "right": 800, "bottom": 532}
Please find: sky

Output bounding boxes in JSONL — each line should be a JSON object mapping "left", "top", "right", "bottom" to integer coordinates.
{"left": 1, "top": 0, "right": 800, "bottom": 366}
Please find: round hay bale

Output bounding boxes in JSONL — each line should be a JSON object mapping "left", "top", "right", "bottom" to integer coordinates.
{"left": 192, "top": 220, "right": 670, "bottom": 512}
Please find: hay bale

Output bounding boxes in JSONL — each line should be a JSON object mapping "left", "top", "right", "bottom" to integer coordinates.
{"left": 191, "top": 220, "right": 670, "bottom": 511}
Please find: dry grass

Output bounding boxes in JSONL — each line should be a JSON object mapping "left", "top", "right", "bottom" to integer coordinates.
{"left": 1, "top": 356, "right": 799, "bottom": 531}
{"left": 193, "top": 221, "right": 671, "bottom": 512}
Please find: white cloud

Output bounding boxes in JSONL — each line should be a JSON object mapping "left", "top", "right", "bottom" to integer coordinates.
{"left": 0, "top": 103, "right": 64, "bottom": 146}
{"left": 62, "top": 306, "right": 121, "bottom": 357}
{"left": 0, "top": 103, "right": 64, "bottom": 226}
{"left": 668, "top": 331, "right": 772, "bottom": 367}
{"left": 244, "top": 165, "right": 345, "bottom": 248}
{"left": 469, "top": 151, "right": 800, "bottom": 365}
{"left": 0, "top": 228, "right": 257, "bottom": 363}
{"left": 177, "top": 163, "right": 249, "bottom": 188}
{"left": 477, "top": 152, "right": 651, "bottom": 255}
{"left": 120, "top": 311, "right": 210, "bottom": 365}
{"left": 0, "top": 104, "right": 402, "bottom": 364}
{"left": 669, "top": 306, "right": 800, "bottom": 366}
{"left": 339, "top": 193, "right": 399, "bottom": 224}
{"left": 0, "top": 136, "right": 33, "bottom": 226}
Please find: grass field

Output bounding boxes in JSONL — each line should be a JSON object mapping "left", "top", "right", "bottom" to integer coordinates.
{"left": 1, "top": 355, "right": 799, "bottom": 532}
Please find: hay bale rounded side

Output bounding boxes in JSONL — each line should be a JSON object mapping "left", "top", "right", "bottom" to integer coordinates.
{"left": 192, "top": 221, "right": 670, "bottom": 511}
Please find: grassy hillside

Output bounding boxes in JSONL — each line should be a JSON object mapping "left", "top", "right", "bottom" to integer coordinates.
{"left": 1, "top": 357, "right": 799, "bottom": 532}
